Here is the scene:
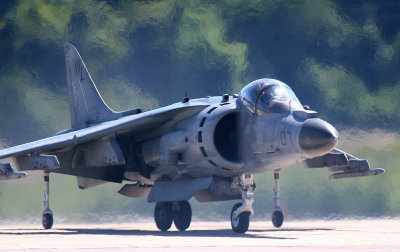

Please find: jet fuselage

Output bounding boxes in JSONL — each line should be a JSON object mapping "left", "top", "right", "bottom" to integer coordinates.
{"left": 137, "top": 79, "right": 339, "bottom": 181}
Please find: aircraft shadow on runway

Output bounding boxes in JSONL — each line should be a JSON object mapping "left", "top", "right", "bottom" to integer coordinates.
{"left": 0, "top": 227, "right": 335, "bottom": 239}
{"left": 252, "top": 228, "right": 334, "bottom": 232}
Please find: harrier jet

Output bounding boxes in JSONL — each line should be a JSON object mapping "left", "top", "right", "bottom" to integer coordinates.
{"left": 0, "top": 43, "right": 384, "bottom": 233}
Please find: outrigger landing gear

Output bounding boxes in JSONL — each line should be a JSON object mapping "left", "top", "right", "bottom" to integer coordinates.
{"left": 154, "top": 200, "right": 192, "bottom": 231}
{"left": 271, "top": 169, "right": 284, "bottom": 228}
{"left": 230, "top": 174, "right": 255, "bottom": 233}
{"left": 42, "top": 172, "right": 53, "bottom": 229}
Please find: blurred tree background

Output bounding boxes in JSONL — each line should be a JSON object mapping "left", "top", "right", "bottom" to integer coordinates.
{"left": 0, "top": 0, "right": 399, "bottom": 224}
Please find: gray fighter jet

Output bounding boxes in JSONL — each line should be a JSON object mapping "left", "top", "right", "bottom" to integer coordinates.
{"left": 0, "top": 43, "right": 384, "bottom": 233}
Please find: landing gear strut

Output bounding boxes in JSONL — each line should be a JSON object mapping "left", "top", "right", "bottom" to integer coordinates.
{"left": 272, "top": 169, "right": 284, "bottom": 228}
{"left": 230, "top": 174, "right": 254, "bottom": 233}
{"left": 154, "top": 200, "right": 192, "bottom": 231}
{"left": 42, "top": 172, "right": 53, "bottom": 229}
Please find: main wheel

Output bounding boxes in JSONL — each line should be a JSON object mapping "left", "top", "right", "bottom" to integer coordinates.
{"left": 230, "top": 203, "right": 250, "bottom": 233}
{"left": 42, "top": 212, "right": 53, "bottom": 229}
{"left": 173, "top": 201, "right": 192, "bottom": 231}
{"left": 272, "top": 210, "right": 284, "bottom": 228}
{"left": 154, "top": 202, "right": 173, "bottom": 231}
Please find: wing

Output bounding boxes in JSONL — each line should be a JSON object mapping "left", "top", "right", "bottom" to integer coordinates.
{"left": 303, "top": 148, "right": 385, "bottom": 179}
{"left": 0, "top": 42, "right": 208, "bottom": 174}
{"left": 0, "top": 102, "right": 207, "bottom": 160}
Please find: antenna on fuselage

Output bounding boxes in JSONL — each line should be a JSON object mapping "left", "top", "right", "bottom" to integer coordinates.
{"left": 183, "top": 92, "right": 189, "bottom": 103}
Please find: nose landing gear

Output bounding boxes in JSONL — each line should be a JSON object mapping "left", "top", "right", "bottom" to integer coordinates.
{"left": 230, "top": 174, "right": 255, "bottom": 233}
{"left": 272, "top": 169, "right": 284, "bottom": 228}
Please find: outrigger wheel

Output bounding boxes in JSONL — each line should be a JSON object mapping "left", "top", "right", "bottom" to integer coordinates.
{"left": 42, "top": 172, "right": 53, "bottom": 229}
{"left": 42, "top": 210, "right": 53, "bottom": 229}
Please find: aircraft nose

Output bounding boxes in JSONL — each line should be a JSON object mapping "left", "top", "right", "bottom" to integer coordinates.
{"left": 298, "top": 118, "right": 338, "bottom": 156}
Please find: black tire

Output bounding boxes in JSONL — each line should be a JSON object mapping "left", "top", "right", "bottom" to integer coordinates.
{"left": 230, "top": 203, "right": 250, "bottom": 233}
{"left": 272, "top": 210, "right": 284, "bottom": 228}
{"left": 42, "top": 212, "right": 53, "bottom": 229}
{"left": 154, "top": 202, "right": 173, "bottom": 231}
{"left": 173, "top": 201, "right": 192, "bottom": 231}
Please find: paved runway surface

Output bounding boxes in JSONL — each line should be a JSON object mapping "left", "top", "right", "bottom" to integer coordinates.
{"left": 0, "top": 219, "right": 399, "bottom": 251}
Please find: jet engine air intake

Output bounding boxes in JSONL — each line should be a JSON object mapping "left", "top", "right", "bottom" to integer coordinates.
{"left": 214, "top": 112, "right": 240, "bottom": 162}
{"left": 193, "top": 102, "right": 243, "bottom": 173}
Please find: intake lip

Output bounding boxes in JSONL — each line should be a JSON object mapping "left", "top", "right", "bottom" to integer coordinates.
{"left": 298, "top": 118, "right": 338, "bottom": 156}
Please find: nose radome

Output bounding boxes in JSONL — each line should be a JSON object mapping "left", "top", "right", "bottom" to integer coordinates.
{"left": 298, "top": 118, "right": 339, "bottom": 156}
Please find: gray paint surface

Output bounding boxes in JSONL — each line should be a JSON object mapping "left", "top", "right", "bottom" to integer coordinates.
{"left": 0, "top": 43, "right": 384, "bottom": 230}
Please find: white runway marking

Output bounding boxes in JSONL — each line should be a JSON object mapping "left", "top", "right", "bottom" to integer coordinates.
{"left": 0, "top": 220, "right": 398, "bottom": 251}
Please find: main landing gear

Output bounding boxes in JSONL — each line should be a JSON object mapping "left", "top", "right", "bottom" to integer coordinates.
{"left": 153, "top": 171, "right": 284, "bottom": 233}
{"left": 42, "top": 172, "right": 53, "bottom": 229}
{"left": 154, "top": 200, "right": 192, "bottom": 231}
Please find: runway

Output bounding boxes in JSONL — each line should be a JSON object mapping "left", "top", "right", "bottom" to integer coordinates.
{"left": 0, "top": 219, "right": 399, "bottom": 251}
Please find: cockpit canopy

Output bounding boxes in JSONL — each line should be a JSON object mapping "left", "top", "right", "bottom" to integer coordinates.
{"left": 239, "top": 79, "right": 303, "bottom": 115}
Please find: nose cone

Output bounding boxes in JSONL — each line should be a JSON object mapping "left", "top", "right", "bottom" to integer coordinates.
{"left": 298, "top": 118, "right": 338, "bottom": 156}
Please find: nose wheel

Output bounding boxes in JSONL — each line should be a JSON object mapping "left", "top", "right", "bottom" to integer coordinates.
{"left": 154, "top": 200, "right": 192, "bottom": 231}
{"left": 272, "top": 170, "right": 284, "bottom": 228}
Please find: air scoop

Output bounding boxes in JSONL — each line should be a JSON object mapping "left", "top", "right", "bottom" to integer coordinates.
{"left": 298, "top": 118, "right": 339, "bottom": 156}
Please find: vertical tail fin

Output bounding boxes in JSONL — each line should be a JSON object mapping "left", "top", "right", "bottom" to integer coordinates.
{"left": 64, "top": 43, "right": 118, "bottom": 129}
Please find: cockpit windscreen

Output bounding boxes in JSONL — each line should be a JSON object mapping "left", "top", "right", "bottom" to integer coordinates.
{"left": 239, "top": 79, "right": 303, "bottom": 114}
{"left": 256, "top": 84, "right": 303, "bottom": 114}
